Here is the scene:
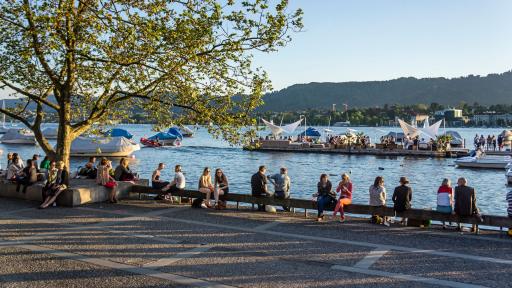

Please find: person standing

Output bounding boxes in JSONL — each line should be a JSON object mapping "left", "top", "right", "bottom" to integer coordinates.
{"left": 454, "top": 177, "right": 482, "bottom": 232}
{"left": 436, "top": 178, "right": 454, "bottom": 229}
{"left": 268, "top": 167, "right": 291, "bottom": 211}
{"left": 333, "top": 173, "right": 352, "bottom": 222}
{"left": 316, "top": 174, "right": 335, "bottom": 222}
{"left": 392, "top": 176, "right": 412, "bottom": 225}
{"left": 251, "top": 165, "right": 269, "bottom": 211}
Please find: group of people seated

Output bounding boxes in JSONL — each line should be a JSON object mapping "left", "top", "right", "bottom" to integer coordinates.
{"left": 0, "top": 152, "right": 504, "bottom": 233}
{"left": 4, "top": 152, "right": 69, "bottom": 209}
{"left": 150, "top": 163, "right": 230, "bottom": 210}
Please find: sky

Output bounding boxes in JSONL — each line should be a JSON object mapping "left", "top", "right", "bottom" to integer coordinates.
{"left": 252, "top": 0, "right": 512, "bottom": 90}
{"left": 1, "top": 0, "right": 511, "bottom": 98}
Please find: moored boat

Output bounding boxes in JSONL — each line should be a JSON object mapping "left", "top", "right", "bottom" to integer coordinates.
{"left": 104, "top": 128, "right": 133, "bottom": 139}
{"left": 180, "top": 126, "right": 195, "bottom": 137}
{"left": 69, "top": 136, "right": 140, "bottom": 157}
{"left": 141, "top": 131, "right": 182, "bottom": 147}
{"left": 42, "top": 127, "right": 58, "bottom": 139}
{"left": 455, "top": 151, "right": 512, "bottom": 169}
{"left": 0, "top": 129, "right": 37, "bottom": 145}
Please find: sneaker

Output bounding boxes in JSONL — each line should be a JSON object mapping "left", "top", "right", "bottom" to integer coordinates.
{"left": 52, "top": 202, "right": 57, "bottom": 207}
{"left": 201, "top": 203, "right": 208, "bottom": 209}
{"left": 384, "top": 221, "right": 390, "bottom": 227}
{"left": 339, "top": 217, "right": 346, "bottom": 223}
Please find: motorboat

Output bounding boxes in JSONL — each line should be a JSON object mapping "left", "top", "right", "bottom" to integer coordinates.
{"left": 455, "top": 150, "right": 512, "bottom": 169}
{"left": 506, "top": 163, "right": 512, "bottom": 184}
{"left": 179, "top": 126, "right": 195, "bottom": 137}
{"left": 0, "top": 129, "right": 37, "bottom": 145}
{"left": 69, "top": 136, "right": 140, "bottom": 157}
{"left": 104, "top": 128, "right": 133, "bottom": 139}
{"left": 42, "top": 127, "right": 58, "bottom": 139}
{"left": 141, "top": 131, "right": 182, "bottom": 147}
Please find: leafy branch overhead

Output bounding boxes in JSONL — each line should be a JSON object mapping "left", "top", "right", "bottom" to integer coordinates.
{"left": 0, "top": 0, "right": 303, "bottom": 162}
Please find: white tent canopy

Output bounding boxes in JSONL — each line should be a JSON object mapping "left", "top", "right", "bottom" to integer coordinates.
{"left": 398, "top": 118, "right": 443, "bottom": 140}
{"left": 262, "top": 118, "right": 303, "bottom": 136}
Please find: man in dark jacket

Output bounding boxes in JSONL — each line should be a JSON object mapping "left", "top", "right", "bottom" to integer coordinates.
{"left": 251, "top": 165, "right": 269, "bottom": 211}
{"left": 392, "top": 176, "right": 412, "bottom": 225}
{"left": 454, "top": 177, "right": 481, "bottom": 232}
{"left": 16, "top": 159, "right": 38, "bottom": 193}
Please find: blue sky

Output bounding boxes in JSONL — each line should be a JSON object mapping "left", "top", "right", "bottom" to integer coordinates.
{"left": 253, "top": 0, "right": 512, "bottom": 90}
{"left": 1, "top": 0, "right": 511, "bottom": 98}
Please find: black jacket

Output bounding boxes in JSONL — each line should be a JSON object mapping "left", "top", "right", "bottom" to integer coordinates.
{"left": 317, "top": 181, "right": 335, "bottom": 198}
{"left": 392, "top": 185, "right": 412, "bottom": 212}
{"left": 22, "top": 167, "right": 38, "bottom": 184}
{"left": 57, "top": 170, "right": 69, "bottom": 187}
{"left": 251, "top": 172, "right": 267, "bottom": 196}
{"left": 454, "top": 185, "right": 478, "bottom": 216}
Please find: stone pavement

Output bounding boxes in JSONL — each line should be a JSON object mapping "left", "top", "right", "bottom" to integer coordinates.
{"left": 1, "top": 198, "right": 511, "bottom": 288}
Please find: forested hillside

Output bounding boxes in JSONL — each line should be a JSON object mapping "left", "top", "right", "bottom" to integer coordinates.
{"left": 259, "top": 71, "right": 512, "bottom": 111}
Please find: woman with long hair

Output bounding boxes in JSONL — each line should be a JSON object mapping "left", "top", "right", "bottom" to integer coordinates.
{"left": 333, "top": 173, "right": 353, "bottom": 222}
{"left": 214, "top": 168, "right": 229, "bottom": 209}
{"left": 198, "top": 167, "right": 214, "bottom": 207}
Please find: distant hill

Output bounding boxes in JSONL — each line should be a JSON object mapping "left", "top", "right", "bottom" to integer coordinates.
{"left": 259, "top": 71, "right": 512, "bottom": 111}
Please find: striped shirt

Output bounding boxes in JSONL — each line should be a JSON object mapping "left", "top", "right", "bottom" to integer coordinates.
{"left": 507, "top": 190, "right": 512, "bottom": 218}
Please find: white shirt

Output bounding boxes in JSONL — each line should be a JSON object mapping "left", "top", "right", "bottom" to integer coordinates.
{"left": 175, "top": 172, "right": 186, "bottom": 189}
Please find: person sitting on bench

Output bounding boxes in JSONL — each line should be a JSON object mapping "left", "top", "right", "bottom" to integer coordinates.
{"left": 152, "top": 163, "right": 169, "bottom": 189}
{"left": 251, "top": 165, "right": 269, "bottom": 211}
{"left": 268, "top": 167, "right": 291, "bottom": 211}
{"left": 161, "top": 165, "right": 186, "bottom": 200}
{"left": 315, "top": 174, "right": 335, "bottom": 222}
{"left": 16, "top": 159, "right": 38, "bottom": 193}
{"left": 114, "top": 158, "right": 137, "bottom": 181}
{"left": 454, "top": 177, "right": 482, "bottom": 232}
{"left": 39, "top": 161, "right": 69, "bottom": 209}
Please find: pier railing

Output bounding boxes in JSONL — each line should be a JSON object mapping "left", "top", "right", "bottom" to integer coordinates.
{"left": 130, "top": 185, "right": 512, "bottom": 232}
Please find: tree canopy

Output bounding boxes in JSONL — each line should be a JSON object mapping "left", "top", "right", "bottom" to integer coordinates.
{"left": 0, "top": 0, "right": 303, "bottom": 166}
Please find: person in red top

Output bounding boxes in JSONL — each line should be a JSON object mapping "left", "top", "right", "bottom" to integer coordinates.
{"left": 333, "top": 173, "right": 353, "bottom": 222}
{"left": 436, "top": 178, "right": 453, "bottom": 229}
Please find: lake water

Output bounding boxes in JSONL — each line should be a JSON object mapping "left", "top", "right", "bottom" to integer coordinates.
{"left": 1, "top": 124, "right": 510, "bottom": 216}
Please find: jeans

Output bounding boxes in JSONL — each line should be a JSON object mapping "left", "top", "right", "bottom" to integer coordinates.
{"left": 274, "top": 191, "right": 290, "bottom": 211}
{"left": 317, "top": 195, "right": 334, "bottom": 217}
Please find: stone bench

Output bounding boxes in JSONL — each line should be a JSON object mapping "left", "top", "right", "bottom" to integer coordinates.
{"left": 0, "top": 179, "right": 149, "bottom": 207}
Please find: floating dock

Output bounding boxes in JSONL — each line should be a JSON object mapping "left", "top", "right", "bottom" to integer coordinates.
{"left": 244, "top": 140, "right": 469, "bottom": 158}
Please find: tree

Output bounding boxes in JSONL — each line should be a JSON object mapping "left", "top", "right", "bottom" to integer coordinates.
{"left": 0, "top": 0, "right": 303, "bottom": 168}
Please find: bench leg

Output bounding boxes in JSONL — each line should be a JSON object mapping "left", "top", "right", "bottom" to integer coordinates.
{"left": 236, "top": 202, "right": 239, "bottom": 210}
{"left": 304, "top": 209, "right": 307, "bottom": 219}
{"left": 252, "top": 203, "right": 254, "bottom": 210}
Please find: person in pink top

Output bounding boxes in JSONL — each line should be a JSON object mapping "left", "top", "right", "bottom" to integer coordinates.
{"left": 333, "top": 173, "right": 353, "bottom": 222}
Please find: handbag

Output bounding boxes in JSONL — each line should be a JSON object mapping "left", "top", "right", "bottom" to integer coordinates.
{"left": 104, "top": 181, "right": 117, "bottom": 189}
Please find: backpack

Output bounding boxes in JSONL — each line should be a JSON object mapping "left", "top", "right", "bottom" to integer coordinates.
{"left": 191, "top": 198, "right": 203, "bottom": 209}
{"left": 370, "top": 215, "right": 384, "bottom": 224}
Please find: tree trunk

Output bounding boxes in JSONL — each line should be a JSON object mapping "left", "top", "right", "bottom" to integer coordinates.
{"left": 55, "top": 99, "right": 73, "bottom": 171}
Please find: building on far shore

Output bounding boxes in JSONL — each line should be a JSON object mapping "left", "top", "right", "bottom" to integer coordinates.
{"left": 434, "top": 108, "right": 468, "bottom": 126}
{"left": 472, "top": 112, "right": 512, "bottom": 126}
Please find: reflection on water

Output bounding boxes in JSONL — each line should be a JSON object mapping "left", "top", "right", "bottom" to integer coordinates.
{"left": 0, "top": 124, "right": 510, "bottom": 215}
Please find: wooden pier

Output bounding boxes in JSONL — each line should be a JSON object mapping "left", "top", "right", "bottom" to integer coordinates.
{"left": 244, "top": 140, "right": 469, "bottom": 158}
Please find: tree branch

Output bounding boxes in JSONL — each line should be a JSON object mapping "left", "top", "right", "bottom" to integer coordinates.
{"left": 0, "top": 79, "right": 60, "bottom": 111}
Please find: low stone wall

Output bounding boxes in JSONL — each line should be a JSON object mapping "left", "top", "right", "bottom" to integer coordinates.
{"left": 0, "top": 178, "right": 149, "bottom": 207}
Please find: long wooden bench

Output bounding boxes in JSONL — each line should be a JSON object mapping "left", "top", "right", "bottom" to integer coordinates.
{"left": 130, "top": 185, "right": 512, "bottom": 233}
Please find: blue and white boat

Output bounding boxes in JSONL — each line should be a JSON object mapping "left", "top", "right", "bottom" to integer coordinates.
{"left": 141, "top": 130, "right": 182, "bottom": 147}
{"left": 104, "top": 128, "right": 133, "bottom": 139}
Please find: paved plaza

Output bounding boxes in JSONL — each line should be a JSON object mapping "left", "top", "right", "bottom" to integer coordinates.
{"left": 0, "top": 198, "right": 511, "bottom": 287}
